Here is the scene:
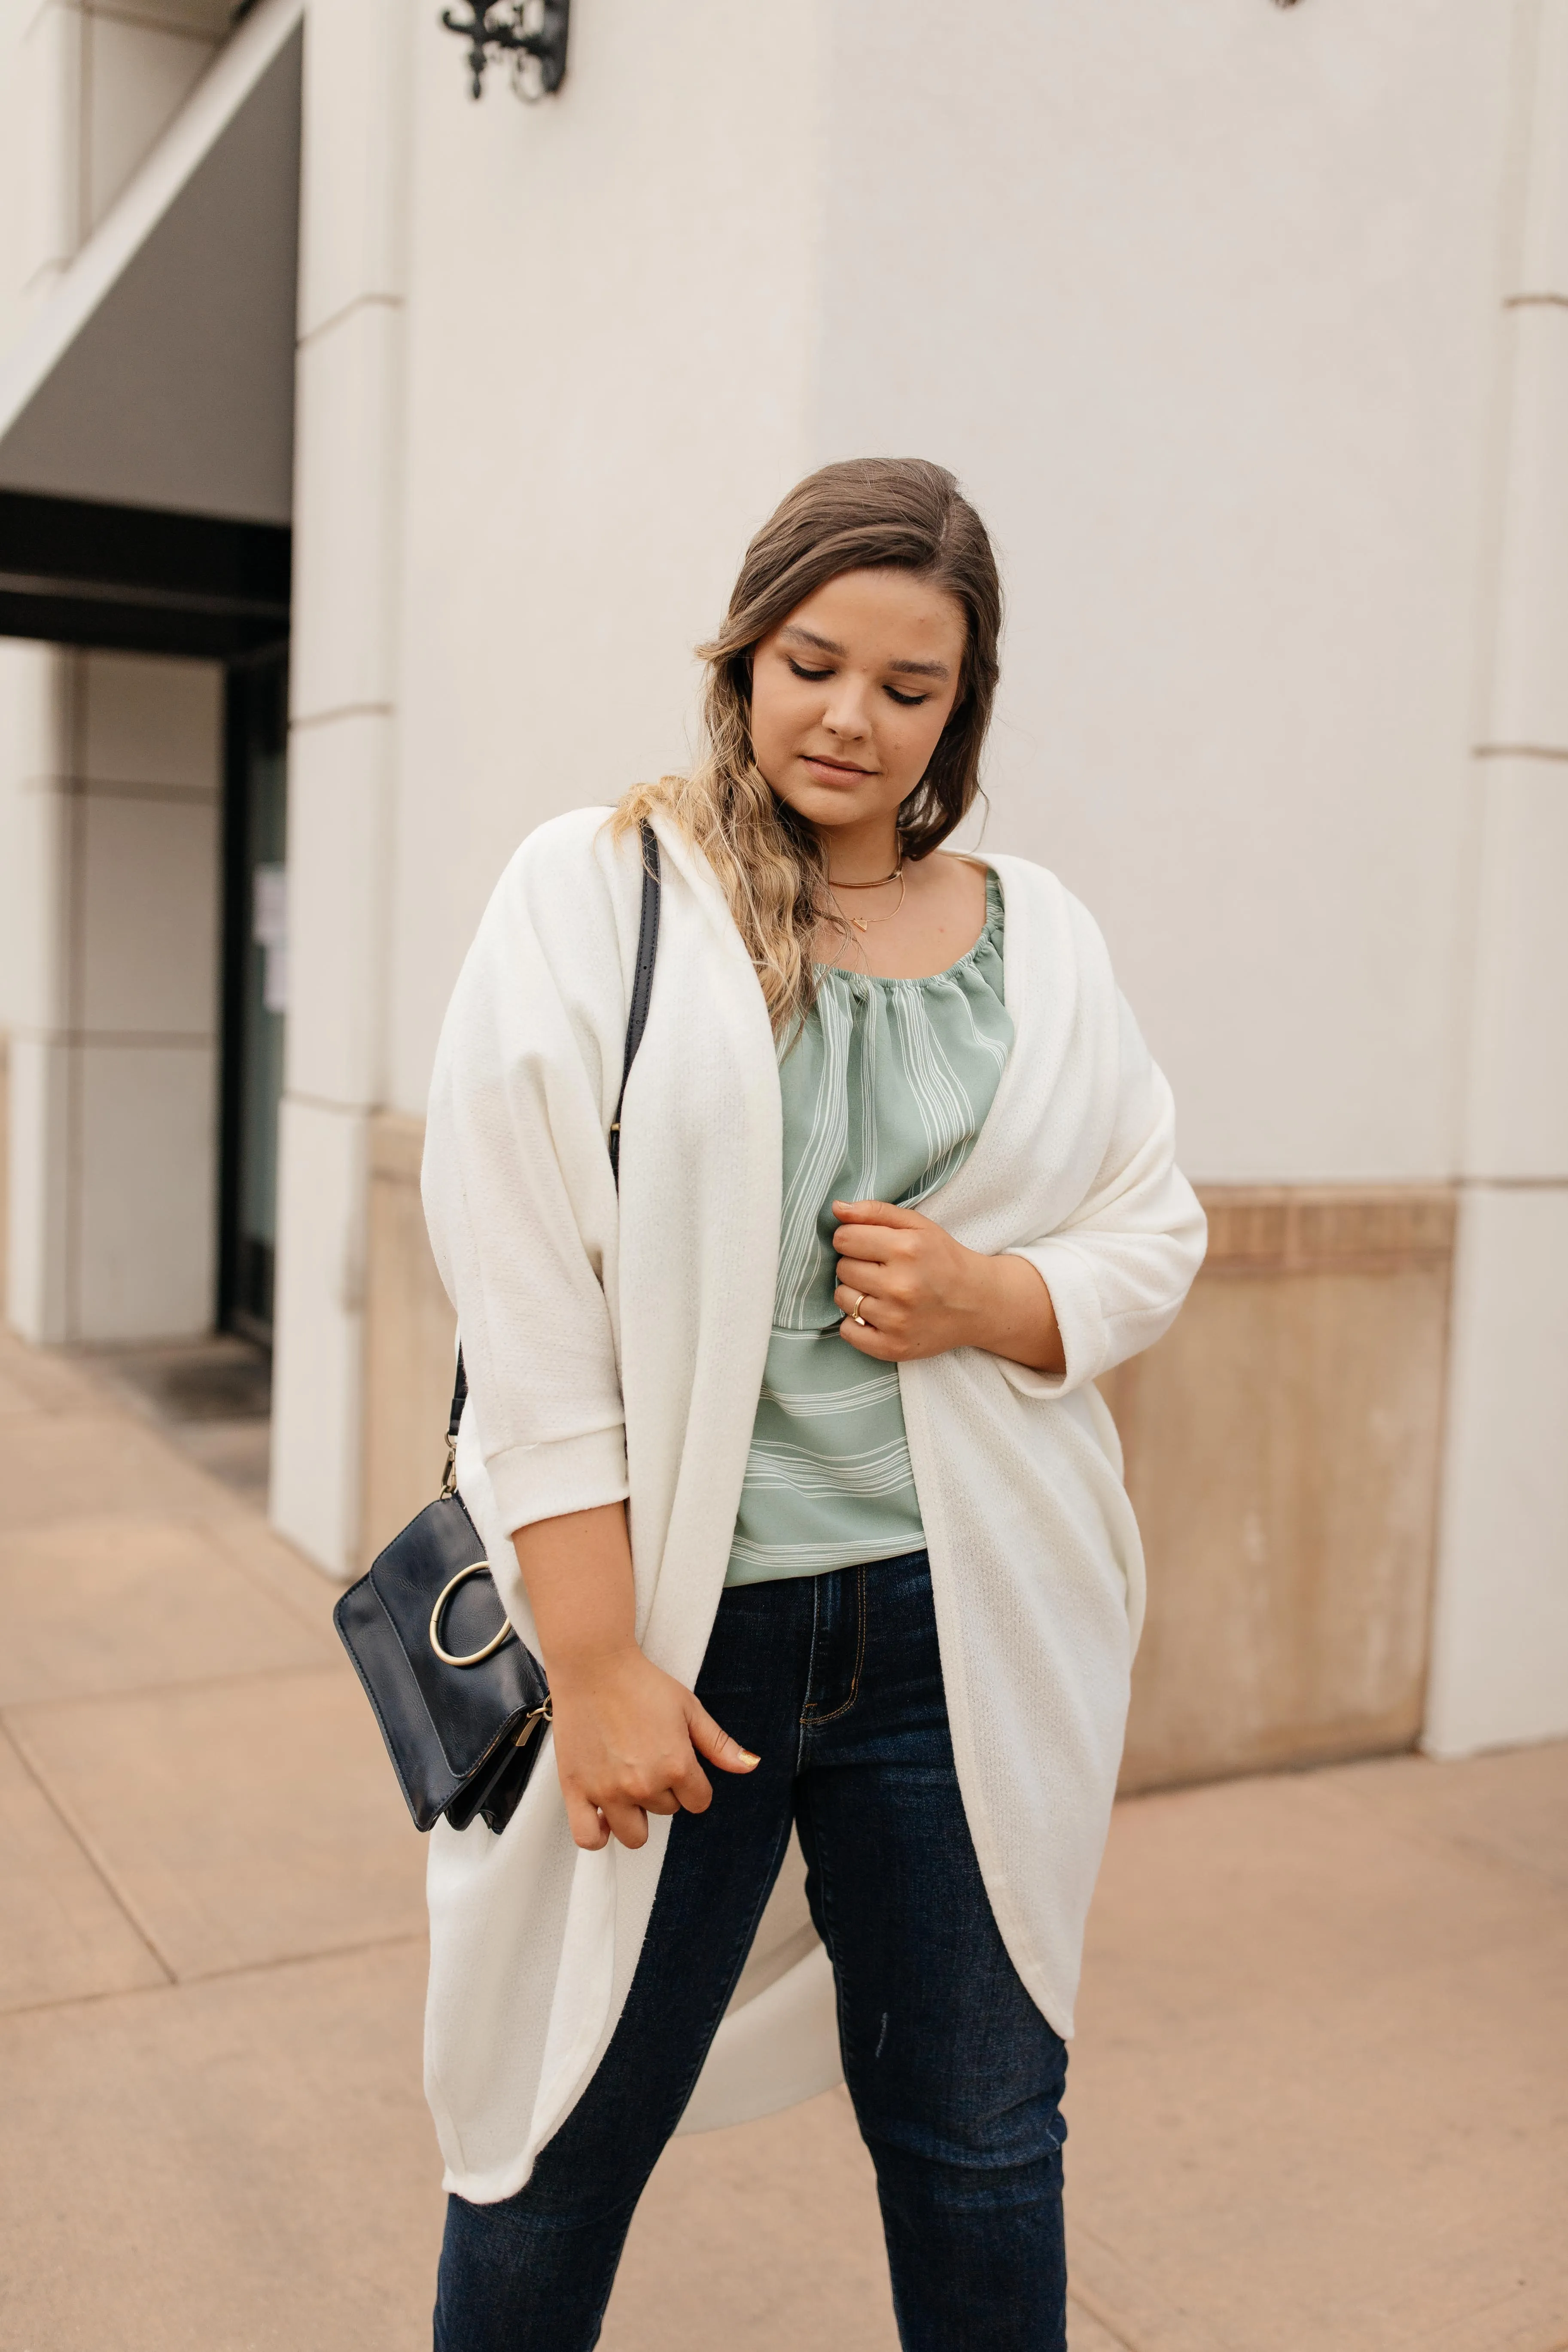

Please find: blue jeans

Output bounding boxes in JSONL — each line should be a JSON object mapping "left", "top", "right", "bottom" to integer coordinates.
{"left": 434, "top": 1551, "right": 1069, "bottom": 2351}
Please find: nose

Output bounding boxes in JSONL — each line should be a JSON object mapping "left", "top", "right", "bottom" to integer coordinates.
{"left": 821, "top": 673, "right": 873, "bottom": 742}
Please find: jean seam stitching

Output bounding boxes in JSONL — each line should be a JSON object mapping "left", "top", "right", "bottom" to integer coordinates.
{"left": 800, "top": 1562, "right": 868, "bottom": 1728}
{"left": 798, "top": 1570, "right": 826, "bottom": 1741}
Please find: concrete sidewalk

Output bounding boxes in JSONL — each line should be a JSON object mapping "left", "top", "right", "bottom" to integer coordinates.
{"left": 0, "top": 1322, "right": 1562, "bottom": 2352}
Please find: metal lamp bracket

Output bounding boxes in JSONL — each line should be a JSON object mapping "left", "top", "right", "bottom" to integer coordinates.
{"left": 439, "top": 0, "right": 569, "bottom": 101}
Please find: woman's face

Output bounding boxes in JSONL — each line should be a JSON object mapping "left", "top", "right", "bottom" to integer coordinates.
{"left": 749, "top": 568, "right": 968, "bottom": 843}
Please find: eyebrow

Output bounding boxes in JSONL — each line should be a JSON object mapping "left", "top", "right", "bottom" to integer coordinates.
{"left": 779, "top": 623, "right": 952, "bottom": 681}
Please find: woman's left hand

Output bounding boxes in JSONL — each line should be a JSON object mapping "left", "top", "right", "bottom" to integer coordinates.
{"left": 832, "top": 1199, "right": 1066, "bottom": 1376}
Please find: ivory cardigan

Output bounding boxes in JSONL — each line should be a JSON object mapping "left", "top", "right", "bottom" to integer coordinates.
{"left": 420, "top": 805, "right": 1206, "bottom": 2205}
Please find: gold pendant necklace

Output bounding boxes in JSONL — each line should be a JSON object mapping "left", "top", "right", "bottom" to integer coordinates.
{"left": 828, "top": 869, "right": 907, "bottom": 932}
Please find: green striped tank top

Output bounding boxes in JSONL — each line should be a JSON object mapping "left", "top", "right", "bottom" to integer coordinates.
{"left": 725, "top": 870, "right": 1012, "bottom": 1586}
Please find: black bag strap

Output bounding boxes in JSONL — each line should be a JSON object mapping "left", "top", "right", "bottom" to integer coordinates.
{"left": 444, "top": 819, "right": 661, "bottom": 1471}
{"left": 609, "top": 818, "right": 662, "bottom": 1184}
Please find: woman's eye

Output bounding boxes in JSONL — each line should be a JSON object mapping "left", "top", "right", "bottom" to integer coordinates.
{"left": 787, "top": 660, "right": 833, "bottom": 682}
{"left": 885, "top": 687, "right": 928, "bottom": 708}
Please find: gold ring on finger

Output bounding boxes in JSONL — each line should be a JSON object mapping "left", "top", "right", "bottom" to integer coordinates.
{"left": 847, "top": 1290, "right": 868, "bottom": 1326}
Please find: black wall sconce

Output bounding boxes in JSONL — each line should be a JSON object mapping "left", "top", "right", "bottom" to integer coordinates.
{"left": 440, "top": 0, "right": 569, "bottom": 100}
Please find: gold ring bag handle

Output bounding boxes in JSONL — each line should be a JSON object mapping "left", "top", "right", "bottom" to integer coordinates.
{"left": 429, "top": 1561, "right": 517, "bottom": 1667}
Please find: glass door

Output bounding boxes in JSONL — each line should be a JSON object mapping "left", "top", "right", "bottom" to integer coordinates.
{"left": 219, "top": 648, "right": 289, "bottom": 1342}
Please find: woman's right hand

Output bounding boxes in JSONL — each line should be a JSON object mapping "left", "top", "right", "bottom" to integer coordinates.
{"left": 548, "top": 1643, "right": 759, "bottom": 1851}
{"left": 511, "top": 1499, "right": 758, "bottom": 1850}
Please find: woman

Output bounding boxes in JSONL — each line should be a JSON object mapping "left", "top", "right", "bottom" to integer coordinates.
{"left": 422, "top": 458, "right": 1205, "bottom": 2351}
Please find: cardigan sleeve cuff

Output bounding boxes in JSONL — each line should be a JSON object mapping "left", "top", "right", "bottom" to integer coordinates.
{"left": 486, "top": 1423, "right": 630, "bottom": 1536}
{"left": 997, "top": 1241, "right": 1108, "bottom": 1400}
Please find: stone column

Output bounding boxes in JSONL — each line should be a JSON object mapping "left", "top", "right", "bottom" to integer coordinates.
{"left": 1426, "top": 0, "right": 1568, "bottom": 1753}
{"left": 267, "top": 0, "right": 411, "bottom": 1575}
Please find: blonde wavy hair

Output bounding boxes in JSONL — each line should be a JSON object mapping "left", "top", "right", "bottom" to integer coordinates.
{"left": 614, "top": 458, "right": 1002, "bottom": 1037}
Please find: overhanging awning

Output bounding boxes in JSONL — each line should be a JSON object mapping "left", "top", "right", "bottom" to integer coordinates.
{"left": 0, "top": 488, "right": 290, "bottom": 660}
{"left": 0, "top": 0, "right": 302, "bottom": 656}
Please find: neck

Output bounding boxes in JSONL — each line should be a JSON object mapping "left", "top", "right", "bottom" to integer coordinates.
{"left": 815, "top": 815, "right": 901, "bottom": 885}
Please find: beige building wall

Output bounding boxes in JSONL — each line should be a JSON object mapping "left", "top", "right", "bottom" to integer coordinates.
{"left": 325, "top": 0, "right": 1543, "bottom": 1783}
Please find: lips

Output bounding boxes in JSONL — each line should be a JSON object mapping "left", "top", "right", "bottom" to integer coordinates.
{"left": 802, "top": 753, "right": 872, "bottom": 776}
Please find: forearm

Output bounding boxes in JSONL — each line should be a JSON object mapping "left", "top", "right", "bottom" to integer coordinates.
{"left": 962, "top": 1249, "right": 1066, "bottom": 1376}
{"left": 511, "top": 1501, "right": 637, "bottom": 1684}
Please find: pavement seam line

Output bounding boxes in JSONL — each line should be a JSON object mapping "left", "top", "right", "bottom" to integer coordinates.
{"left": 197, "top": 1512, "right": 348, "bottom": 1642}
{"left": 167, "top": 1927, "right": 430, "bottom": 1986}
{"left": 0, "top": 1929, "right": 429, "bottom": 2024}
{"left": 0, "top": 1714, "right": 175, "bottom": 1987}
{"left": 1069, "top": 2218, "right": 1241, "bottom": 2352}
{"left": 2, "top": 1657, "right": 347, "bottom": 1717}
{"left": 1066, "top": 2289, "right": 1139, "bottom": 2350}
{"left": 1306, "top": 1768, "right": 1568, "bottom": 1901}
{"left": 1066, "top": 2278, "right": 1153, "bottom": 2352}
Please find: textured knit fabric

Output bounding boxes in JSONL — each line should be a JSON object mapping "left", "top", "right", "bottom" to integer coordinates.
{"left": 420, "top": 807, "right": 1207, "bottom": 2204}
{"left": 727, "top": 871, "right": 1012, "bottom": 1585}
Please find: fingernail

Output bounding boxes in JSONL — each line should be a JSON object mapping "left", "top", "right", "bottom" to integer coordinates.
{"left": 739, "top": 1750, "right": 760, "bottom": 1768}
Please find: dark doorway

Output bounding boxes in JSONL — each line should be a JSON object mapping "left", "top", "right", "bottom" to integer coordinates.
{"left": 0, "top": 487, "right": 292, "bottom": 1354}
{"left": 219, "top": 647, "right": 289, "bottom": 1343}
